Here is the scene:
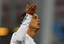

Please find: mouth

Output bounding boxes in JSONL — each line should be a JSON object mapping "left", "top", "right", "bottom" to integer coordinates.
{"left": 37, "top": 23, "right": 40, "bottom": 26}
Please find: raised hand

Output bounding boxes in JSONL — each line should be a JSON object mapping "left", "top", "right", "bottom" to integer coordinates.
{"left": 25, "top": 4, "right": 37, "bottom": 15}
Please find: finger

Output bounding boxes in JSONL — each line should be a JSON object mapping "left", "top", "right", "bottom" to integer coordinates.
{"left": 28, "top": 4, "right": 33, "bottom": 10}
{"left": 28, "top": 4, "right": 36, "bottom": 10}
{"left": 32, "top": 5, "right": 37, "bottom": 11}
{"left": 31, "top": 8, "right": 36, "bottom": 12}
{"left": 28, "top": 4, "right": 35, "bottom": 11}
{"left": 33, "top": 4, "right": 37, "bottom": 7}
{"left": 26, "top": 4, "right": 29, "bottom": 9}
{"left": 30, "top": 4, "right": 37, "bottom": 12}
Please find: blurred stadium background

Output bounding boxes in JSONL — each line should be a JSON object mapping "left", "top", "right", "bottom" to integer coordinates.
{"left": 0, "top": 0, "right": 64, "bottom": 44}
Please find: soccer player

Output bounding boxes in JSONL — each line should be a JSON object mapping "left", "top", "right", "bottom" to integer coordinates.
{"left": 10, "top": 4, "right": 40, "bottom": 44}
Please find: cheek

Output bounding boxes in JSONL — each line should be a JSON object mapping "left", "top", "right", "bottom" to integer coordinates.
{"left": 32, "top": 19, "right": 37, "bottom": 23}
{"left": 32, "top": 20, "right": 37, "bottom": 25}
{"left": 30, "top": 20, "right": 36, "bottom": 26}
{"left": 31, "top": 21, "right": 35, "bottom": 25}
{"left": 30, "top": 19, "right": 38, "bottom": 26}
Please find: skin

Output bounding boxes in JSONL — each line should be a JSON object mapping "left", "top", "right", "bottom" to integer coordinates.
{"left": 26, "top": 4, "right": 37, "bottom": 15}
{"left": 26, "top": 4, "right": 40, "bottom": 39}
{"left": 27, "top": 13, "right": 40, "bottom": 38}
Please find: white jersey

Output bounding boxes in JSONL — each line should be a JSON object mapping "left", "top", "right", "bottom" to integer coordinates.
{"left": 10, "top": 13, "right": 36, "bottom": 44}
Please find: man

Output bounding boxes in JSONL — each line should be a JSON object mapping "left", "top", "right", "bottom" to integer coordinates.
{"left": 10, "top": 4, "right": 40, "bottom": 44}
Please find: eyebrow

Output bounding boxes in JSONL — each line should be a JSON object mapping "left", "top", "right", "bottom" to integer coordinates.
{"left": 34, "top": 15, "right": 39, "bottom": 19}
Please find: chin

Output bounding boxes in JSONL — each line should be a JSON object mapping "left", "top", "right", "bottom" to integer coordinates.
{"left": 37, "top": 25, "right": 40, "bottom": 29}
{"left": 35, "top": 28, "right": 40, "bottom": 32}
{"left": 37, "top": 27, "right": 40, "bottom": 29}
{"left": 36, "top": 26, "right": 40, "bottom": 29}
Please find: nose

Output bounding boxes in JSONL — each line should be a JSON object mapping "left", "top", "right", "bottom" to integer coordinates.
{"left": 38, "top": 19, "right": 40, "bottom": 22}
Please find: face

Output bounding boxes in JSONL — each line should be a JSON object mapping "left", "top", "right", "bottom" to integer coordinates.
{"left": 29, "top": 13, "right": 40, "bottom": 30}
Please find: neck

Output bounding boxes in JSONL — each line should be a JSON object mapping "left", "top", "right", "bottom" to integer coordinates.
{"left": 27, "top": 27, "right": 37, "bottom": 39}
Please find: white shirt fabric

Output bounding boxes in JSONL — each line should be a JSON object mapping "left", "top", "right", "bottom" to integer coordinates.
{"left": 10, "top": 13, "right": 36, "bottom": 44}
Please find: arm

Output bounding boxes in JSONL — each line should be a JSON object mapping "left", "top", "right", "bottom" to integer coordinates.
{"left": 10, "top": 13, "right": 32, "bottom": 44}
{"left": 10, "top": 4, "right": 37, "bottom": 44}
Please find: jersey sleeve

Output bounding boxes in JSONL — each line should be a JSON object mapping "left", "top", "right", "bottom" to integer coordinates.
{"left": 10, "top": 13, "right": 32, "bottom": 44}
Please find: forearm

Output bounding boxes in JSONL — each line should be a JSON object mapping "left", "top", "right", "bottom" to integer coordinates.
{"left": 10, "top": 13, "right": 32, "bottom": 44}
{"left": 16, "top": 13, "right": 32, "bottom": 41}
